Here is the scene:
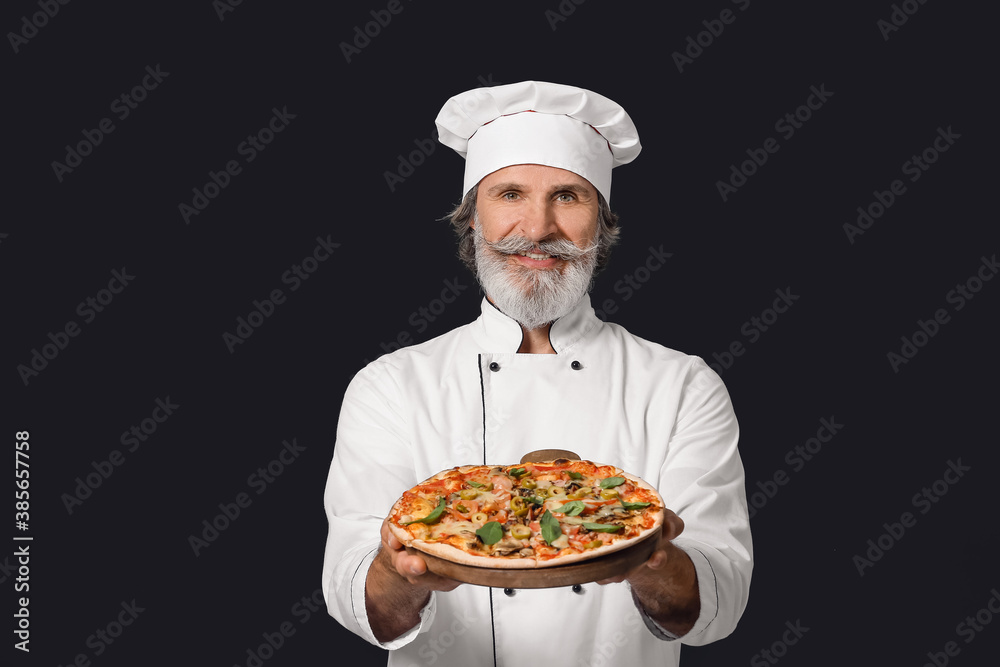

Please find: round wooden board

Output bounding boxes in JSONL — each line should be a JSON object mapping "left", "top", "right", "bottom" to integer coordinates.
{"left": 405, "top": 529, "right": 659, "bottom": 589}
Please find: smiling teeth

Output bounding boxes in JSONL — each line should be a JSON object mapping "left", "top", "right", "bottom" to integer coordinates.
{"left": 518, "top": 251, "right": 553, "bottom": 260}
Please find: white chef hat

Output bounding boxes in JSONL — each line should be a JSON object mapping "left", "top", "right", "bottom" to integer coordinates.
{"left": 435, "top": 81, "right": 641, "bottom": 202}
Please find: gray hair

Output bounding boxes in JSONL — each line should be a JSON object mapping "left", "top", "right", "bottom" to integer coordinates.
{"left": 444, "top": 184, "right": 621, "bottom": 278}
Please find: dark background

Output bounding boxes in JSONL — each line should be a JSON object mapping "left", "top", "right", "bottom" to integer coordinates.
{"left": 4, "top": 1, "right": 997, "bottom": 665}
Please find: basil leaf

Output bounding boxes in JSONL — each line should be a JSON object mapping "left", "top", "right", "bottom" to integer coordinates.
{"left": 509, "top": 467, "right": 527, "bottom": 479}
{"left": 582, "top": 522, "right": 624, "bottom": 533}
{"left": 402, "top": 497, "right": 445, "bottom": 525}
{"left": 552, "top": 500, "right": 585, "bottom": 516}
{"left": 599, "top": 476, "right": 625, "bottom": 489}
{"left": 476, "top": 521, "right": 503, "bottom": 546}
{"left": 620, "top": 500, "right": 652, "bottom": 510}
{"left": 540, "top": 510, "right": 562, "bottom": 545}
{"left": 567, "top": 471, "right": 583, "bottom": 480}
{"left": 526, "top": 495, "right": 544, "bottom": 505}
{"left": 467, "top": 480, "right": 485, "bottom": 488}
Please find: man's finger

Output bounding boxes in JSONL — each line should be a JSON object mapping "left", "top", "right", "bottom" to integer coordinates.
{"left": 397, "top": 554, "right": 462, "bottom": 591}
{"left": 661, "top": 510, "right": 685, "bottom": 541}
{"left": 381, "top": 518, "right": 403, "bottom": 550}
{"left": 401, "top": 553, "right": 426, "bottom": 577}
{"left": 387, "top": 531, "right": 402, "bottom": 550}
{"left": 645, "top": 549, "right": 667, "bottom": 570}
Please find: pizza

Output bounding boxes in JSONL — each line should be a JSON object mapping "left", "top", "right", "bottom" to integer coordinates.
{"left": 387, "top": 459, "right": 663, "bottom": 569}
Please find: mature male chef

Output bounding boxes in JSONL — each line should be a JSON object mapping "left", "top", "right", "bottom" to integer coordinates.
{"left": 323, "top": 81, "right": 752, "bottom": 666}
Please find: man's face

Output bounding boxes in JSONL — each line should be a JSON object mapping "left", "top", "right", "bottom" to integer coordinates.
{"left": 472, "top": 164, "right": 601, "bottom": 330}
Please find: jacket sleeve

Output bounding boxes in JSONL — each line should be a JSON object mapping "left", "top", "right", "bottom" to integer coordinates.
{"left": 657, "top": 358, "right": 753, "bottom": 646}
{"left": 321, "top": 360, "right": 438, "bottom": 648}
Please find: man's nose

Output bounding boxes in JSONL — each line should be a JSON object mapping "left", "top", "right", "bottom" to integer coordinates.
{"left": 517, "top": 200, "right": 559, "bottom": 243}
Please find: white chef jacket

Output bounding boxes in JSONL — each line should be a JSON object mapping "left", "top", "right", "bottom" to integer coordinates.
{"left": 323, "top": 294, "right": 752, "bottom": 667}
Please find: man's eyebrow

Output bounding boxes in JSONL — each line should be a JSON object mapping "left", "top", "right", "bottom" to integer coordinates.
{"left": 485, "top": 182, "right": 524, "bottom": 196}
{"left": 549, "top": 183, "right": 592, "bottom": 196}
{"left": 485, "top": 182, "right": 593, "bottom": 197}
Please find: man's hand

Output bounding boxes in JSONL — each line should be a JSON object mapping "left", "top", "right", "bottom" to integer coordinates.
{"left": 596, "top": 509, "right": 700, "bottom": 636}
{"left": 365, "top": 519, "right": 461, "bottom": 643}
{"left": 378, "top": 519, "right": 463, "bottom": 591}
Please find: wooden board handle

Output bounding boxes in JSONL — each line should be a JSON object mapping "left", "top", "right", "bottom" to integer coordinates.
{"left": 520, "top": 449, "right": 581, "bottom": 463}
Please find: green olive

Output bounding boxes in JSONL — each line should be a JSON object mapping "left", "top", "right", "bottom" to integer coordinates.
{"left": 600, "top": 489, "right": 619, "bottom": 499}
{"left": 510, "top": 496, "right": 528, "bottom": 517}
{"left": 568, "top": 486, "right": 592, "bottom": 500}
{"left": 584, "top": 539, "right": 603, "bottom": 549}
{"left": 459, "top": 489, "right": 479, "bottom": 500}
{"left": 510, "top": 524, "right": 532, "bottom": 540}
{"left": 456, "top": 504, "right": 469, "bottom": 513}
{"left": 472, "top": 512, "right": 488, "bottom": 524}
{"left": 536, "top": 488, "right": 550, "bottom": 498}
{"left": 521, "top": 479, "right": 537, "bottom": 490}
{"left": 548, "top": 486, "right": 567, "bottom": 497}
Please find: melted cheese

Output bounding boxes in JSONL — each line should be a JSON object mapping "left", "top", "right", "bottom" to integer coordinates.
{"left": 429, "top": 520, "right": 477, "bottom": 539}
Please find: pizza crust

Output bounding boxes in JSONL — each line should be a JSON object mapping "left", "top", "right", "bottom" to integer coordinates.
{"left": 410, "top": 539, "right": 538, "bottom": 569}
{"left": 387, "top": 461, "right": 665, "bottom": 571}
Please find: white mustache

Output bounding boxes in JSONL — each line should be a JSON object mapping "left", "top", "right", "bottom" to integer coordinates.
{"left": 482, "top": 234, "right": 597, "bottom": 261}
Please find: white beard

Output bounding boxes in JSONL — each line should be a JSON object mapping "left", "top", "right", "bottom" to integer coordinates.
{"left": 473, "top": 225, "right": 598, "bottom": 331}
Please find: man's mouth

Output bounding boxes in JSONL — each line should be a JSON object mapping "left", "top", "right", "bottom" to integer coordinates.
{"left": 516, "top": 250, "right": 556, "bottom": 261}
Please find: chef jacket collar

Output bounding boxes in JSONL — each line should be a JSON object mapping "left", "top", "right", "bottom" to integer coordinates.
{"left": 473, "top": 293, "right": 601, "bottom": 354}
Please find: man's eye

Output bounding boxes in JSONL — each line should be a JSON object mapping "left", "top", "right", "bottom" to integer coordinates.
{"left": 503, "top": 192, "right": 520, "bottom": 201}
{"left": 557, "top": 193, "right": 576, "bottom": 202}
